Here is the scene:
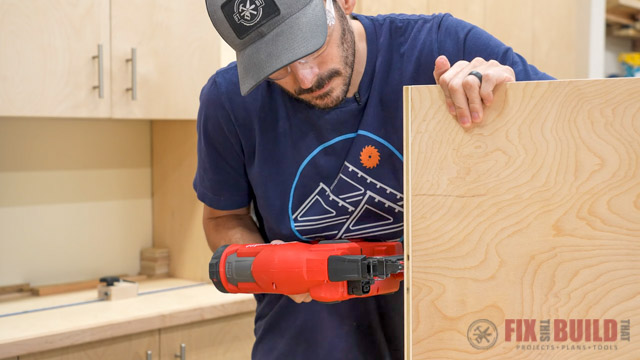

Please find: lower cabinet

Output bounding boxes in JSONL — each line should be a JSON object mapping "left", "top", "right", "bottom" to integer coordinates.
{"left": 160, "top": 313, "right": 255, "bottom": 360}
{"left": 18, "top": 313, "right": 255, "bottom": 360}
{"left": 20, "top": 331, "right": 159, "bottom": 360}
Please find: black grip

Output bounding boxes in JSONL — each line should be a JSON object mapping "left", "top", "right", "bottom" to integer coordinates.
{"left": 209, "top": 245, "right": 230, "bottom": 293}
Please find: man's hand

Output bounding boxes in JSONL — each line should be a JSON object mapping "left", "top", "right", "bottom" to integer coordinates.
{"left": 433, "top": 55, "right": 515, "bottom": 128}
{"left": 269, "top": 240, "right": 312, "bottom": 303}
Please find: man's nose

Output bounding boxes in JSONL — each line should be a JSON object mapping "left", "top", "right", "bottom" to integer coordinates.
{"left": 289, "top": 62, "right": 319, "bottom": 89}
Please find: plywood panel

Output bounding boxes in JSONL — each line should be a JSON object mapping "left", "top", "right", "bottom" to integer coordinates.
{"left": 404, "top": 78, "right": 640, "bottom": 359}
{"left": 152, "top": 121, "right": 210, "bottom": 281}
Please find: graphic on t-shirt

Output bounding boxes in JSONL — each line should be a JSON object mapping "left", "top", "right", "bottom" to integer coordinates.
{"left": 360, "top": 145, "right": 380, "bottom": 169}
{"left": 289, "top": 131, "right": 403, "bottom": 241}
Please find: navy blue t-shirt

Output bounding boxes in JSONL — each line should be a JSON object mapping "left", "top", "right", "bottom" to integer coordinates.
{"left": 194, "top": 13, "right": 552, "bottom": 360}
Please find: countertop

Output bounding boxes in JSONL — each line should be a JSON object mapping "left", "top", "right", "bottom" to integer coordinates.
{"left": 0, "top": 278, "right": 256, "bottom": 358}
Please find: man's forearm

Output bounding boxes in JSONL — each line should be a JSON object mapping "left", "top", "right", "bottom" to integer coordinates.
{"left": 203, "top": 213, "right": 264, "bottom": 251}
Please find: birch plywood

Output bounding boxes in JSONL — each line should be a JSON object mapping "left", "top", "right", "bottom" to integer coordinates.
{"left": 403, "top": 78, "right": 640, "bottom": 359}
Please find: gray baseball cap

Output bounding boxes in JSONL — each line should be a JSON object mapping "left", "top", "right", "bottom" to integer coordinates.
{"left": 205, "top": 0, "right": 328, "bottom": 95}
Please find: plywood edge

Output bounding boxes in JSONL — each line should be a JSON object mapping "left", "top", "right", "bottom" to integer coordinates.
{"left": 402, "top": 85, "right": 413, "bottom": 360}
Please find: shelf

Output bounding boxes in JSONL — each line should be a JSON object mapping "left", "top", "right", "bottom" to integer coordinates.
{"left": 608, "top": 0, "right": 640, "bottom": 14}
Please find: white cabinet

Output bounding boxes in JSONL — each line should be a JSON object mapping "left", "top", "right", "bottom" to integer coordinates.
{"left": 159, "top": 314, "right": 255, "bottom": 360}
{"left": 110, "top": 0, "right": 226, "bottom": 120}
{"left": 0, "top": 0, "right": 111, "bottom": 118}
{"left": 0, "top": 0, "right": 228, "bottom": 120}
{"left": 20, "top": 331, "right": 159, "bottom": 360}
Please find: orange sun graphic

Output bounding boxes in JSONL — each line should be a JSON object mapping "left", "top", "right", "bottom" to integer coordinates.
{"left": 360, "top": 145, "right": 381, "bottom": 169}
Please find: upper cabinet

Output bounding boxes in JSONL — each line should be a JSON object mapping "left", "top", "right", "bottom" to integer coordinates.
{"left": 110, "top": 0, "right": 227, "bottom": 120}
{"left": 0, "top": 0, "right": 232, "bottom": 120}
{"left": 0, "top": 0, "right": 112, "bottom": 118}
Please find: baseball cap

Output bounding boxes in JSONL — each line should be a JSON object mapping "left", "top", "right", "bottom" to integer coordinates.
{"left": 205, "top": 0, "right": 328, "bottom": 95}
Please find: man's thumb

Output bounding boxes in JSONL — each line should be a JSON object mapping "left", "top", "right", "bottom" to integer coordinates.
{"left": 434, "top": 55, "right": 451, "bottom": 83}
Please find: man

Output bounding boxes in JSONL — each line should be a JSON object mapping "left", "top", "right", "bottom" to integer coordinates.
{"left": 195, "top": 0, "right": 552, "bottom": 359}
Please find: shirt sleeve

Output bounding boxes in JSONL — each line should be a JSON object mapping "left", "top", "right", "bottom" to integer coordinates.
{"left": 193, "top": 74, "right": 253, "bottom": 210}
{"left": 436, "top": 14, "right": 555, "bottom": 81}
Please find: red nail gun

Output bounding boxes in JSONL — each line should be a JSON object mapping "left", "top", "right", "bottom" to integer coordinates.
{"left": 209, "top": 240, "right": 404, "bottom": 302}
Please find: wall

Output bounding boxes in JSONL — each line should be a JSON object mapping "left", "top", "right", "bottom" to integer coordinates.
{"left": 354, "top": 0, "right": 594, "bottom": 80}
{"left": 0, "top": 118, "right": 152, "bottom": 287}
{"left": 151, "top": 121, "right": 210, "bottom": 282}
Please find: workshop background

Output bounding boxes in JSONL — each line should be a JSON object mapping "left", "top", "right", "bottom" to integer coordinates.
{"left": 0, "top": 0, "right": 638, "bottom": 359}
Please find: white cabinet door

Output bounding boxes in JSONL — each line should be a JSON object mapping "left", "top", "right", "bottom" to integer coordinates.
{"left": 110, "top": 0, "right": 226, "bottom": 120}
{"left": 0, "top": 0, "right": 111, "bottom": 118}
{"left": 160, "top": 313, "right": 255, "bottom": 360}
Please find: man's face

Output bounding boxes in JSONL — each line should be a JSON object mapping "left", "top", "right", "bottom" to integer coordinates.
{"left": 271, "top": 2, "right": 356, "bottom": 109}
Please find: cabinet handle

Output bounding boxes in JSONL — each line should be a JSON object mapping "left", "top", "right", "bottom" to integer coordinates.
{"left": 174, "top": 343, "right": 186, "bottom": 360}
{"left": 126, "top": 47, "right": 137, "bottom": 100}
{"left": 92, "top": 44, "right": 104, "bottom": 99}
{"left": 146, "top": 350, "right": 152, "bottom": 360}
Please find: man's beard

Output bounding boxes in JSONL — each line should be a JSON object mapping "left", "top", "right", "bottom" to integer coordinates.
{"left": 283, "top": 3, "right": 356, "bottom": 110}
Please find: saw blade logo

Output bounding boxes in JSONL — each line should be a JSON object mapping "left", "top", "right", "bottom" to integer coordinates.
{"left": 468, "top": 319, "right": 499, "bottom": 350}
{"left": 233, "top": 0, "right": 265, "bottom": 26}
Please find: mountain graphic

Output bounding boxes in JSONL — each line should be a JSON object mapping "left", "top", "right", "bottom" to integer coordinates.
{"left": 293, "top": 162, "right": 403, "bottom": 240}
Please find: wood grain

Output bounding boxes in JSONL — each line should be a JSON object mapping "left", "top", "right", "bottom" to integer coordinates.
{"left": 0, "top": 284, "right": 29, "bottom": 296}
{"left": 20, "top": 331, "right": 158, "bottom": 360}
{"left": 160, "top": 313, "right": 255, "bottom": 360}
{"left": 31, "top": 280, "right": 99, "bottom": 296}
{"left": 404, "top": 78, "right": 640, "bottom": 359}
{"left": 151, "top": 121, "right": 211, "bottom": 282}
{"left": 0, "top": 0, "right": 111, "bottom": 118}
{"left": 110, "top": 0, "right": 222, "bottom": 120}
{"left": 354, "top": 0, "right": 590, "bottom": 79}
{"left": 0, "top": 278, "right": 255, "bottom": 358}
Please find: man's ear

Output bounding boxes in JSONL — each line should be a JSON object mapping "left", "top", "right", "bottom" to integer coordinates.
{"left": 337, "top": 0, "right": 357, "bottom": 16}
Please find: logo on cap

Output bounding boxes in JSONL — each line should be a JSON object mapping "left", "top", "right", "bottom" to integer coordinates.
{"left": 233, "top": 0, "right": 265, "bottom": 26}
{"left": 221, "top": 0, "right": 280, "bottom": 40}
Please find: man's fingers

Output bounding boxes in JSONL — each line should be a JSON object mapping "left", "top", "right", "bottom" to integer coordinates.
{"left": 478, "top": 63, "right": 515, "bottom": 106}
{"left": 462, "top": 74, "right": 483, "bottom": 124}
{"left": 433, "top": 55, "right": 451, "bottom": 84}
{"left": 289, "top": 293, "right": 312, "bottom": 303}
{"left": 436, "top": 56, "right": 516, "bottom": 128}
{"left": 444, "top": 61, "right": 477, "bottom": 127}
{"left": 440, "top": 59, "right": 471, "bottom": 118}
{"left": 434, "top": 56, "right": 455, "bottom": 115}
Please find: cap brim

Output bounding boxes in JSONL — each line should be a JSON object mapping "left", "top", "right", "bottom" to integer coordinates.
{"left": 236, "top": 0, "right": 328, "bottom": 95}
